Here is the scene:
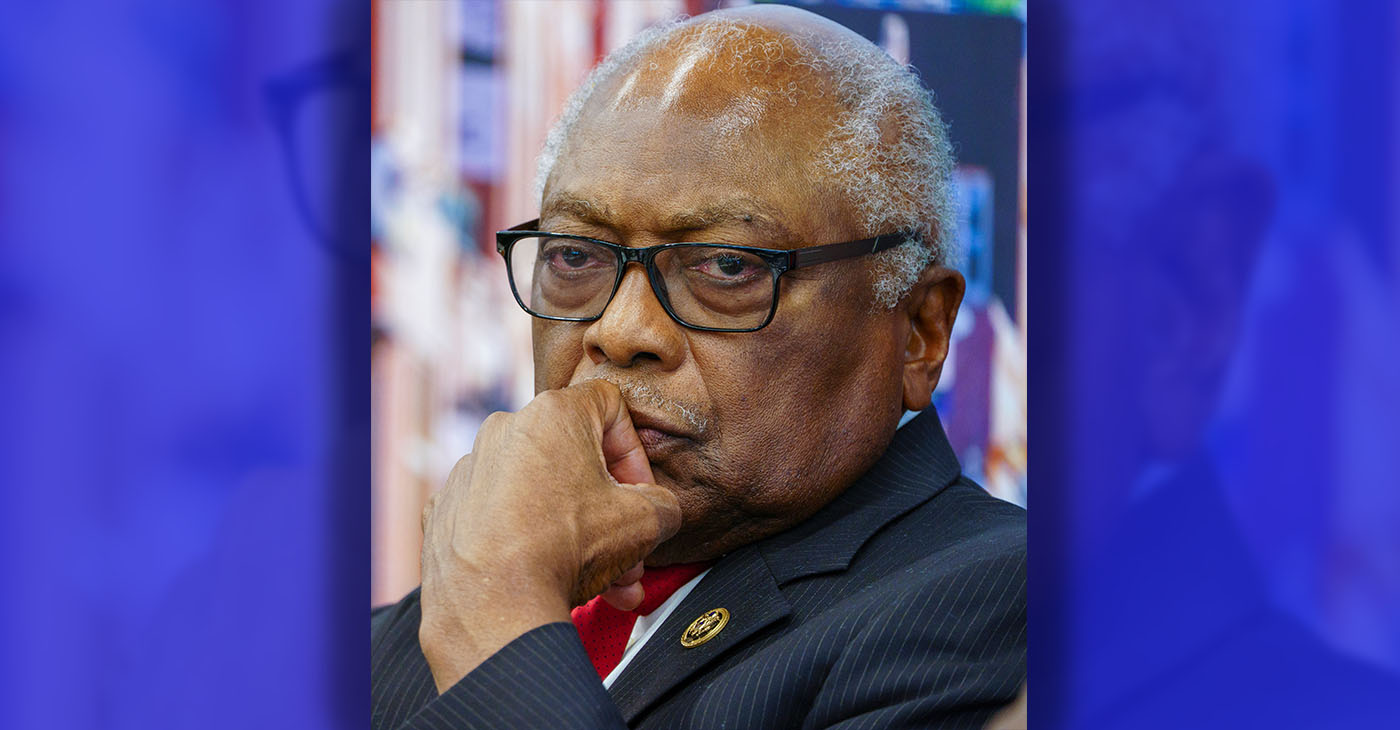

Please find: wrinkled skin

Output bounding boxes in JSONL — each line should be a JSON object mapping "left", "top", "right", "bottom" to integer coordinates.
{"left": 418, "top": 4, "right": 965, "bottom": 694}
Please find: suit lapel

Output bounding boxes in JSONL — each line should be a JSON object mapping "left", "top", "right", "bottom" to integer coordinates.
{"left": 609, "top": 543, "right": 791, "bottom": 724}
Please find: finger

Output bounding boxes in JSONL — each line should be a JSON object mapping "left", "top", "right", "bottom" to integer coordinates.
{"left": 616, "top": 482, "right": 683, "bottom": 547}
{"left": 604, "top": 428, "right": 654, "bottom": 486}
{"left": 573, "top": 380, "right": 655, "bottom": 487}
{"left": 601, "top": 581, "right": 644, "bottom": 612}
{"left": 613, "top": 561, "right": 645, "bottom": 587}
{"left": 601, "top": 562, "right": 645, "bottom": 611}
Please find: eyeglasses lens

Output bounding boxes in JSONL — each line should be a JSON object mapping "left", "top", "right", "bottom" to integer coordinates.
{"left": 507, "top": 236, "right": 774, "bottom": 330}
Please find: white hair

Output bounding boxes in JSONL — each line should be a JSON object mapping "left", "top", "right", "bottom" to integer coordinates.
{"left": 536, "top": 16, "right": 957, "bottom": 308}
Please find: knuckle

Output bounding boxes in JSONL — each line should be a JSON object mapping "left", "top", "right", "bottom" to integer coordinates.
{"left": 526, "top": 388, "right": 592, "bottom": 432}
{"left": 532, "top": 389, "right": 567, "bottom": 412}
{"left": 579, "top": 378, "right": 614, "bottom": 409}
{"left": 475, "top": 411, "right": 519, "bottom": 448}
{"left": 447, "top": 452, "right": 474, "bottom": 480}
{"left": 479, "top": 410, "right": 509, "bottom": 432}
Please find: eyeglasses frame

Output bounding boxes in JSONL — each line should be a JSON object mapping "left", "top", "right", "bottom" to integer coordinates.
{"left": 495, "top": 218, "right": 915, "bottom": 333}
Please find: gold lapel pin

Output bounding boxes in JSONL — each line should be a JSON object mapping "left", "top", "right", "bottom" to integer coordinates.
{"left": 680, "top": 608, "right": 730, "bottom": 648}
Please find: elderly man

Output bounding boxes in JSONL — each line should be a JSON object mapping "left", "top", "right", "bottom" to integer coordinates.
{"left": 371, "top": 6, "right": 1025, "bottom": 729}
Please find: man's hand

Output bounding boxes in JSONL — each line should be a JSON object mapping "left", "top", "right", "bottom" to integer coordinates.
{"left": 983, "top": 685, "right": 1027, "bottom": 730}
{"left": 417, "top": 380, "right": 682, "bottom": 695}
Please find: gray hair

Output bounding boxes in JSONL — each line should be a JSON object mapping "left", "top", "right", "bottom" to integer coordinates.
{"left": 536, "top": 15, "right": 956, "bottom": 308}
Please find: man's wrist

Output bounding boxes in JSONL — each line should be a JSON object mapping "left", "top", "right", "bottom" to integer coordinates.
{"left": 419, "top": 583, "right": 572, "bottom": 694}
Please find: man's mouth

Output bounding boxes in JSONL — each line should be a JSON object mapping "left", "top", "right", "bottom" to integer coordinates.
{"left": 629, "top": 410, "right": 695, "bottom": 457}
{"left": 576, "top": 373, "right": 711, "bottom": 456}
{"left": 636, "top": 427, "right": 683, "bottom": 452}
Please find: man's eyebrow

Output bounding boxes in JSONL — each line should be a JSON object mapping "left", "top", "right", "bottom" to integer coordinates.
{"left": 663, "top": 200, "right": 797, "bottom": 244}
{"left": 541, "top": 194, "right": 615, "bottom": 225}
{"left": 542, "top": 193, "right": 795, "bottom": 242}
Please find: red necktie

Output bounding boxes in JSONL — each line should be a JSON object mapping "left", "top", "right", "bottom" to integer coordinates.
{"left": 570, "top": 563, "right": 710, "bottom": 680}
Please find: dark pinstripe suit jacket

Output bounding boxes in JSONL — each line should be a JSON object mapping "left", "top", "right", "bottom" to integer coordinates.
{"left": 371, "top": 409, "right": 1026, "bottom": 729}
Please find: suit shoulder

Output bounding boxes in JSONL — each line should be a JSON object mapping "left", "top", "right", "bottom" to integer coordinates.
{"left": 865, "top": 477, "right": 1024, "bottom": 572}
{"left": 932, "top": 477, "right": 1025, "bottom": 532}
{"left": 935, "top": 478, "right": 1025, "bottom": 555}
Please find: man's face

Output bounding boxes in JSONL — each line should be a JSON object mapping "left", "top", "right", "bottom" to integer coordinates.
{"left": 532, "top": 46, "right": 914, "bottom": 564}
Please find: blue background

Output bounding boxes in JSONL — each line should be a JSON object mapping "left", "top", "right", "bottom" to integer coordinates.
{"left": 0, "top": 1, "right": 368, "bottom": 728}
{"left": 1, "top": 0, "right": 1396, "bottom": 728}
{"left": 1031, "top": 0, "right": 1399, "bottom": 726}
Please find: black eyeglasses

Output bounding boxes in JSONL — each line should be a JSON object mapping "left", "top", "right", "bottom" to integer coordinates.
{"left": 496, "top": 219, "right": 915, "bottom": 332}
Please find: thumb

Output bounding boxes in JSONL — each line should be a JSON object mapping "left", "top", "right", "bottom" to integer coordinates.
{"left": 569, "top": 379, "right": 655, "bottom": 486}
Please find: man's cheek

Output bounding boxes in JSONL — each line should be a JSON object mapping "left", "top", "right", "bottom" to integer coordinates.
{"left": 531, "top": 324, "right": 585, "bottom": 391}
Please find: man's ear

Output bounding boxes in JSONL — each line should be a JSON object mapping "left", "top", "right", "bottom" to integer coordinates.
{"left": 901, "top": 266, "right": 965, "bottom": 412}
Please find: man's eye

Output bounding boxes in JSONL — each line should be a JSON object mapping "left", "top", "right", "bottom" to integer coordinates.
{"left": 545, "top": 246, "right": 602, "bottom": 270}
{"left": 715, "top": 255, "right": 746, "bottom": 276}
{"left": 696, "top": 252, "right": 761, "bottom": 280}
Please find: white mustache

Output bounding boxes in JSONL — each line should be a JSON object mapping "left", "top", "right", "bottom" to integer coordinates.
{"left": 583, "top": 374, "right": 712, "bottom": 435}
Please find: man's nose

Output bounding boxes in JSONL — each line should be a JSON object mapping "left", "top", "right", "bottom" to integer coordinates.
{"left": 582, "top": 265, "right": 686, "bottom": 369}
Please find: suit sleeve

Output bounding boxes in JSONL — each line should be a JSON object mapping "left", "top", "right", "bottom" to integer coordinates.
{"left": 372, "top": 589, "right": 627, "bottom": 730}
{"left": 395, "top": 622, "right": 627, "bottom": 730}
{"left": 805, "top": 543, "right": 1027, "bottom": 730}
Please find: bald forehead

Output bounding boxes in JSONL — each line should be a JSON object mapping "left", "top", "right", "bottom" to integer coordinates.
{"left": 578, "top": 14, "right": 857, "bottom": 146}
{"left": 608, "top": 26, "right": 813, "bottom": 104}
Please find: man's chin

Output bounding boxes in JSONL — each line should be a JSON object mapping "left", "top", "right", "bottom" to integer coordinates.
{"left": 643, "top": 509, "right": 749, "bottom": 565}
{"left": 640, "top": 463, "right": 758, "bottom": 563}
{"left": 642, "top": 451, "right": 697, "bottom": 492}
{"left": 644, "top": 535, "right": 718, "bottom": 566}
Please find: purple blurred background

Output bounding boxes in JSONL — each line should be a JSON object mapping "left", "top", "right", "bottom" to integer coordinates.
{"left": 0, "top": 0, "right": 1395, "bottom": 728}
{"left": 1032, "top": 1, "right": 1400, "bottom": 726}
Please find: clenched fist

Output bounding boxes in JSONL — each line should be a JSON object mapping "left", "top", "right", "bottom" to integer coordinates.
{"left": 417, "top": 380, "right": 683, "bottom": 694}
